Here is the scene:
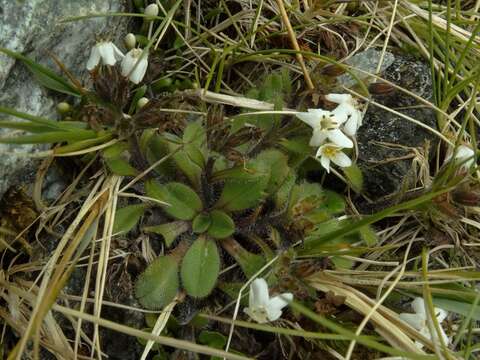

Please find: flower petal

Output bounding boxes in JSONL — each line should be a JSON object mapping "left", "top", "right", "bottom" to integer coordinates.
{"left": 268, "top": 293, "right": 293, "bottom": 311}
{"left": 112, "top": 43, "right": 125, "bottom": 61}
{"left": 266, "top": 308, "right": 282, "bottom": 322}
{"left": 327, "top": 129, "right": 353, "bottom": 148}
{"left": 296, "top": 111, "right": 321, "bottom": 129}
{"left": 249, "top": 278, "right": 270, "bottom": 308}
{"left": 309, "top": 129, "right": 327, "bottom": 147}
{"left": 331, "top": 151, "right": 352, "bottom": 168}
{"left": 265, "top": 293, "right": 292, "bottom": 322}
{"left": 456, "top": 145, "right": 474, "bottom": 159}
{"left": 129, "top": 57, "right": 148, "bottom": 84}
{"left": 331, "top": 105, "right": 350, "bottom": 125}
{"left": 98, "top": 42, "right": 116, "bottom": 66}
{"left": 121, "top": 51, "right": 137, "bottom": 77}
{"left": 326, "top": 93, "right": 352, "bottom": 104}
{"left": 320, "top": 155, "right": 331, "bottom": 172}
{"left": 86, "top": 46, "right": 101, "bottom": 71}
{"left": 411, "top": 297, "right": 426, "bottom": 316}
{"left": 343, "top": 113, "right": 359, "bottom": 136}
{"left": 435, "top": 308, "right": 448, "bottom": 323}
{"left": 399, "top": 313, "right": 425, "bottom": 331}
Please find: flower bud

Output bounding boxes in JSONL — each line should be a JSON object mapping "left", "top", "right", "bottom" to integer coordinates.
{"left": 124, "top": 33, "right": 136, "bottom": 50}
{"left": 137, "top": 97, "right": 149, "bottom": 109}
{"left": 57, "top": 102, "right": 71, "bottom": 114}
{"left": 144, "top": 3, "right": 159, "bottom": 18}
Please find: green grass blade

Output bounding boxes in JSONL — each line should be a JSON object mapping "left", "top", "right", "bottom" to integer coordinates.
{"left": 0, "top": 130, "right": 97, "bottom": 144}
{"left": 0, "top": 47, "right": 81, "bottom": 97}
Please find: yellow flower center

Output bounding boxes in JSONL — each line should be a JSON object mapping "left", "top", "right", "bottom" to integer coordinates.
{"left": 319, "top": 114, "right": 337, "bottom": 130}
{"left": 322, "top": 145, "right": 339, "bottom": 157}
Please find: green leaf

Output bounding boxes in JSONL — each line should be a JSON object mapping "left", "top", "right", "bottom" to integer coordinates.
{"left": 319, "top": 190, "right": 345, "bottom": 214}
{"left": 180, "top": 237, "right": 220, "bottom": 298}
{"left": 103, "top": 143, "right": 138, "bottom": 176}
{"left": 183, "top": 120, "right": 206, "bottom": 146}
{"left": 113, "top": 204, "right": 146, "bottom": 234}
{"left": 274, "top": 170, "right": 297, "bottom": 209}
{"left": 141, "top": 132, "right": 175, "bottom": 176}
{"left": 0, "top": 130, "right": 97, "bottom": 144}
{"left": 169, "top": 145, "right": 204, "bottom": 188}
{"left": 135, "top": 256, "right": 179, "bottom": 309}
{"left": 192, "top": 213, "right": 211, "bottom": 234}
{"left": 198, "top": 330, "right": 227, "bottom": 349}
{"left": 215, "top": 162, "right": 269, "bottom": 211}
{"left": 253, "top": 149, "right": 290, "bottom": 193}
{"left": 221, "top": 238, "right": 265, "bottom": 278}
{"left": 207, "top": 210, "right": 235, "bottom": 239}
{"left": 0, "top": 47, "right": 81, "bottom": 97}
{"left": 343, "top": 164, "right": 363, "bottom": 193}
{"left": 144, "top": 221, "right": 189, "bottom": 247}
{"left": 0, "top": 121, "right": 54, "bottom": 133}
{"left": 145, "top": 180, "right": 202, "bottom": 220}
{"left": 432, "top": 298, "right": 480, "bottom": 320}
{"left": 104, "top": 157, "right": 138, "bottom": 176}
{"left": 359, "top": 225, "right": 378, "bottom": 246}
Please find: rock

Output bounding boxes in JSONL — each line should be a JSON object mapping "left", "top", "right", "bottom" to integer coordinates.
{"left": 337, "top": 48, "right": 395, "bottom": 88}
{"left": 353, "top": 53, "right": 437, "bottom": 205}
{"left": 0, "top": 0, "right": 128, "bottom": 198}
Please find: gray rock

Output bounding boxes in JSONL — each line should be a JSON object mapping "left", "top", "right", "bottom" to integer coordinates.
{"left": 338, "top": 48, "right": 395, "bottom": 88}
{"left": 354, "top": 54, "right": 437, "bottom": 205}
{"left": 0, "top": 0, "right": 128, "bottom": 198}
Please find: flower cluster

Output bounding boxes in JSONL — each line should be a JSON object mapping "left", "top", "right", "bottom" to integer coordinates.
{"left": 85, "top": 4, "right": 157, "bottom": 85}
{"left": 86, "top": 40, "right": 149, "bottom": 84}
{"left": 296, "top": 94, "right": 363, "bottom": 172}
{"left": 244, "top": 278, "right": 293, "bottom": 323}
{"left": 399, "top": 297, "right": 450, "bottom": 349}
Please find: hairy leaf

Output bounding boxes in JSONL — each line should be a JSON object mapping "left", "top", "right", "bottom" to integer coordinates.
{"left": 145, "top": 180, "right": 202, "bottom": 220}
{"left": 0, "top": 47, "right": 81, "bottom": 96}
{"left": 192, "top": 213, "right": 211, "bottom": 234}
{"left": 144, "top": 221, "right": 189, "bottom": 247}
{"left": 113, "top": 204, "right": 146, "bottom": 234}
{"left": 207, "top": 210, "right": 235, "bottom": 239}
{"left": 135, "top": 256, "right": 179, "bottom": 309}
{"left": 181, "top": 237, "right": 220, "bottom": 298}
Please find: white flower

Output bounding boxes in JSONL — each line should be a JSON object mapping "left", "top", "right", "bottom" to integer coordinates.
{"left": 453, "top": 145, "right": 475, "bottom": 170}
{"left": 399, "top": 297, "right": 449, "bottom": 349}
{"left": 316, "top": 143, "right": 352, "bottom": 173}
{"left": 296, "top": 109, "right": 353, "bottom": 148}
{"left": 121, "top": 48, "right": 149, "bottom": 84}
{"left": 244, "top": 278, "right": 293, "bottom": 324}
{"left": 325, "top": 93, "right": 363, "bottom": 136}
{"left": 86, "top": 41, "right": 124, "bottom": 71}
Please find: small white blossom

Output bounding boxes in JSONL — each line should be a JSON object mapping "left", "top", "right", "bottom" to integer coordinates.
{"left": 399, "top": 297, "right": 449, "bottom": 349}
{"left": 244, "top": 278, "right": 293, "bottom": 324}
{"left": 86, "top": 41, "right": 124, "bottom": 71}
{"left": 121, "top": 48, "right": 148, "bottom": 84}
{"left": 296, "top": 109, "right": 353, "bottom": 148}
{"left": 453, "top": 145, "right": 475, "bottom": 170}
{"left": 325, "top": 93, "right": 363, "bottom": 136}
{"left": 316, "top": 143, "right": 352, "bottom": 173}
